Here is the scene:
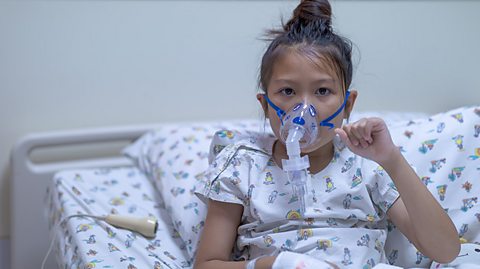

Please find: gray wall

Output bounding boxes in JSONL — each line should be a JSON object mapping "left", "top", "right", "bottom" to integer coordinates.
{"left": 1, "top": 0, "right": 480, "bottom": 239}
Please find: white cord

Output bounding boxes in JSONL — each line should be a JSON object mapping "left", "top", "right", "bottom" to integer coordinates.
{"left": 246, "top": 256, "right": 262, "bottom": 269}
{"left": 41, "top": 214, "right": 105, "bottom": 269}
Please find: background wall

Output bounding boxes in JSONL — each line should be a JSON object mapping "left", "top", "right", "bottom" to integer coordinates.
{"left": 1, "top": 0, "right": 479, "bottom": 248}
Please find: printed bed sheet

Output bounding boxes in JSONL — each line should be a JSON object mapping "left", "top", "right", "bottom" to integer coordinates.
{"left": 46, "top": 167, "right": 191, "bottom": 269}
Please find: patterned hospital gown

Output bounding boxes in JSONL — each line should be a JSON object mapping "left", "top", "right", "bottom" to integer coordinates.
{"left": 195, "top": 134, "right": 401, "bottom": 268}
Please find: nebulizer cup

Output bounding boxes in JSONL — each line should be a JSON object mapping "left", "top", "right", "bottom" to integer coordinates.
{"left": 279, "top": 102, "right": 319, "bottom": 216}
{"left": 264, "top": 91, "right": 351, "bottom": 216}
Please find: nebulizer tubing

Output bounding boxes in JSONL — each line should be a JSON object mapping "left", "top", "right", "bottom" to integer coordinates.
{"left": 264, "top": 91, "right": 351, "bottom": 216}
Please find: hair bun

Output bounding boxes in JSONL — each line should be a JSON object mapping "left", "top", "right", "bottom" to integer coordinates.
{"left": 284, "top": 0, "right": 332, "bottom": 33}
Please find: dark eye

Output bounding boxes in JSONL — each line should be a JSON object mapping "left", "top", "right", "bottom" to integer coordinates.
{"left": 315, "top": 88, "right": 331, "bottom": 96}
{"left": 280, "top": 88, "right": 295, "bottom": 96}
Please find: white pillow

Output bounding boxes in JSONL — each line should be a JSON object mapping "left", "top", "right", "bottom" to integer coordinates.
{"left": 122, "top": 120, "right": 267, "bottom": 259}
{"left": 123, "top": 107, "right": 479, "bottom": 266}
{"left": 384, "top": 106, "right": 480, "bottom": 268}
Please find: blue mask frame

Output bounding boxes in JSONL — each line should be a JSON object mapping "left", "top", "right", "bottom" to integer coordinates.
{"left": 263, "top": 90, "right": 351, "bottom": 129}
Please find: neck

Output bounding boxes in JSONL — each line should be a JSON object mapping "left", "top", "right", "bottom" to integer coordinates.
{"left": 273, "top": 140, "right": 335, "bottom": 175}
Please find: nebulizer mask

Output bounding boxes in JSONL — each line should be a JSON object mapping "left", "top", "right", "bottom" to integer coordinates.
{"left": 264, "top": 91, "right": 350, "bottom": 216}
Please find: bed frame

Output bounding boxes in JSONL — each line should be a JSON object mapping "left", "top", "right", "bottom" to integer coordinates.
{"left": 10, "top": 124, "right": 159, "bottom": 269}
{"left": 10, "top": 113, "right": 434, "bottom": 269}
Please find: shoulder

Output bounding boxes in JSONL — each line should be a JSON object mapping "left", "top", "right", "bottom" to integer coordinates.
{"left": 209, "top": 129, "right": 276, "bottom": 163}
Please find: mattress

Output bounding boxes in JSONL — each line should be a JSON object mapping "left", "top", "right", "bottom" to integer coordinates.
{"left": 46, "top": 166, "right": 191, "bottom": 269}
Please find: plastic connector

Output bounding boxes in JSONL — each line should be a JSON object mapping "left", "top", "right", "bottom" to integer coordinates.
{"left": 282, "top": 127, "right": 311, "bottom": 216}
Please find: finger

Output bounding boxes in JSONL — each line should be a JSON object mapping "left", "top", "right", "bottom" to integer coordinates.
{"left": 334, "top": 128, "right": 354, "bottom": 149}
{"left": 341, "top": 124, "right": 360, "bottom": 147}
{"left": 359, "top": 119, "right": 373, "bottom": 144}
{"left": 353, "top": 119, "right": 375, "bottom": 147}
{"left": 370, "top": 117, "right": 388, "bottom": 135}
{"left": 349, "top": 123, "right": 369, "bottom": 148}
{"left": 365, "top": 120, "right": 374, "bottom": 143}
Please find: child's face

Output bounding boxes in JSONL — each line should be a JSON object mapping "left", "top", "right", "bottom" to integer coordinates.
{"left": 258, "top": 51, "right": 356, "bottom": 154}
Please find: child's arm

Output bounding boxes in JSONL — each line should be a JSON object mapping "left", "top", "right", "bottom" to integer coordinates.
{"left": 335, "top": 117, "right": 460, "bottom": 264}
{"left": 382, "top": 150, "right": 460, "bottom": 263}
{"left": 193, "top": 199, "right": 277, "bottom": 269}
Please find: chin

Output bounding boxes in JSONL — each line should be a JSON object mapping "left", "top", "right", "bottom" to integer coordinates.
{"left": 300, "top": 139, "right": 334, "bottom": 155}
{"left": 300, "top": 145, "right": 326, "bottom": 155}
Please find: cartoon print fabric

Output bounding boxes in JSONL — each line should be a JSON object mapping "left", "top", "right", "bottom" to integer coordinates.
{"left": 194, "top": 133, "right": 400, "bottom": 268}
{"left": 111, "top": 106, "right": 479, "bottom": 268}
{"left": 384, "top": 106, "right": 480, "bottom": 268}
{"left": 46, "top": 167, "right": 190, "bottom": 269}
{"left": 122, "top": 120, "right": 264, "bottom": 258}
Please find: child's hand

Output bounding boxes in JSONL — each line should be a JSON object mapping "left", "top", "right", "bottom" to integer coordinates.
{"left": 334, "top": 117, "right": 399, "bottom": 166}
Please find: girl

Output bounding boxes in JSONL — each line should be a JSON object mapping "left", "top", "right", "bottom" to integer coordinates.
{"left": 194, "top": 0, "right": 460, "bottom": 268}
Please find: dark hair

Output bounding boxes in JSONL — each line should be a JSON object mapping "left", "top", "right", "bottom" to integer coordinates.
{"left": 259, "top": 0, "right": 353, "bottom": 94}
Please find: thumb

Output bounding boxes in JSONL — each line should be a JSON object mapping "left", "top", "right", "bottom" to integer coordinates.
{"left": 334, "top": 128, "right": 353, "bottom": 149}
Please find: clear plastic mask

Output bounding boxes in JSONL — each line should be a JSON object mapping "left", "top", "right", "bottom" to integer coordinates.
{"left": 264, "top": 90, "right": 350, "bottom": 149}
{"left": 280, "top": 102, "right": 319, "bottom": 149}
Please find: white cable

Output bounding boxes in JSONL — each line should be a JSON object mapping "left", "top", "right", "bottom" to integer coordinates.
{"left": 246, "top": 256, "right": 262, "bottom": 269}
{"left": 41, "top": 214, "right": 105, "bottom": 269}
{"left": 41, "top": 213, "right": 158, "bottom": 268}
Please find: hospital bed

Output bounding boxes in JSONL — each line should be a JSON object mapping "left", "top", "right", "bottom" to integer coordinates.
{"left": 10, "top": 125, "right": 159, "bottom": 269}
{"left": 7, "top": 0, "right": 480, "bottom": 267}
{"left": 10, "top": 107, "right": 480, "bottom": 269}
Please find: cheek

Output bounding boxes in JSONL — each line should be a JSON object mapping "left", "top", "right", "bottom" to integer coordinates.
{"left": 331, "top": 111, "right": 346, "bottom": 127}
{"left": 267, "top": 112, "right": 282, "bottom": 137}
{"left": 316, "top": 99, "right": 347, "bottom": 125}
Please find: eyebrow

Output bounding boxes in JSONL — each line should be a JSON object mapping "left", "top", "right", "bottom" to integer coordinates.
{"left": 272, "top": 78, "right": 335, "bottom": 84}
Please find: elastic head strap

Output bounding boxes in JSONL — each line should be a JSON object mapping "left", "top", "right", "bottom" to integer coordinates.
{"left": 263, "top": 94, "right": 286, "bottom": 124}
{"left": 319, "top": 90, "right": 351, "bottom": 129}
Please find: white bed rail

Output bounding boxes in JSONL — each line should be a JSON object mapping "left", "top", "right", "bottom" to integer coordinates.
{"left": 10, "top": 124, "right": 159, "bottom": 269}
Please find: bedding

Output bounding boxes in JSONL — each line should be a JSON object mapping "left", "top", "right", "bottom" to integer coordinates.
{"left": 121, "top": 106, "right": 480, "bottom": 268}
{"left": 121, "top": 112, "right": 428, "bottom": 259}
{"left": 46, "top": 106, "right": 479, "bottom": 269}
{"left": 122, "top": 120, "right": 265, "bottom": 258}
{"left": 46, "top": 167, "right": 190, "bottom": 269}
{"left": 385, "top": 106, "right": 480, "bottom": 268}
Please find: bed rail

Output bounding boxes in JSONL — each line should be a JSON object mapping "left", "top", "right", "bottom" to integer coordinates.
{"left": 10, "top": 124, "right": 159, "bottom": 269}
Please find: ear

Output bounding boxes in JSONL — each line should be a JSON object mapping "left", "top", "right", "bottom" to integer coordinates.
{"left": 344, "top": 89, "right": 358, "bottom": 119}
{"left": 257, "top": 93, "right": 269, "bottom": 118}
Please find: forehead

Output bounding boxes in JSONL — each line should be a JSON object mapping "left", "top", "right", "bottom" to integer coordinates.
{"left": 270, "top": 47, "right": 339, "bottom": 82}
